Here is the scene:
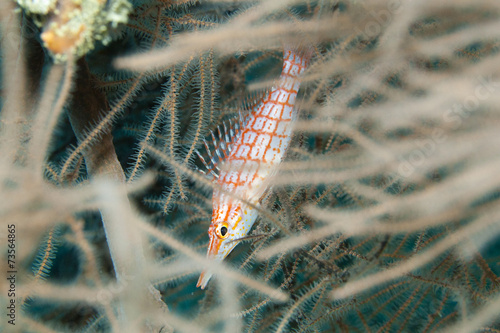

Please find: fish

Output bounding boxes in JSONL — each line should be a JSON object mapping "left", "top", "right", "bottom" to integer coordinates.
{"left": 197, "top": 47, "right": 312, "bottom": 289}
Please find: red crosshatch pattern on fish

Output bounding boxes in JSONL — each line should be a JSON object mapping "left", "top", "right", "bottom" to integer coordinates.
{"left": 197, "top": 47, "right": 312, "bottom": 289}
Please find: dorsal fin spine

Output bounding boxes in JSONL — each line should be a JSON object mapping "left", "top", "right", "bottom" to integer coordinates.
{"left": 239, "top": 110, "right": 245, "bottom": 127}
{"left": 210, "top": 131, "right": 218, "bottom": 151}
{"left": 203, "top": 139, "right": 213, "bottom": 160}
{"left": 223, "top": 122, "right": 230, "bottom": 144}
{"left": 195, "top": 150, "right": 218, "bottom": 179}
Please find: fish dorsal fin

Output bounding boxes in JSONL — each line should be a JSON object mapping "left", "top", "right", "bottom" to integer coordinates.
{"left": 195, "top": 116, "right": 244, "bottom": 180}
{"left": 242, "top": 89, "right": 268, "bottom": 114}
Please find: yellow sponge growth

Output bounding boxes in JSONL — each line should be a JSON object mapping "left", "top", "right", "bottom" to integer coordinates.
{"left": 17, "top": 0, "right": 132, "bottom": 61}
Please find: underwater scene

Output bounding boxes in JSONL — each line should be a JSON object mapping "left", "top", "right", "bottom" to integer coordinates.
{"left": 1, "top": 0, "right": 500, "bottom": 332}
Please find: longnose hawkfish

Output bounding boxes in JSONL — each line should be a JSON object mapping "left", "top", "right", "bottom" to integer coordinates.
{"left": 196, "top": 47, "right": 312, "bottom": 289}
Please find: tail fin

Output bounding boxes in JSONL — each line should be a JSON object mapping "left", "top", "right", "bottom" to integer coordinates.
{"left": 283, "top": 45, "right": 314, "bottom": 68}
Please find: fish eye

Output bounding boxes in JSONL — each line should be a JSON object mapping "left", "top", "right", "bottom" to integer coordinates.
{"left": 216, "top": 223, "right": 229, "bottom": 239}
